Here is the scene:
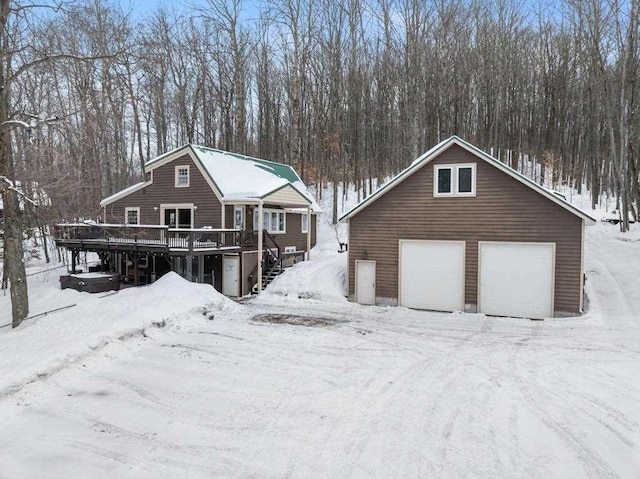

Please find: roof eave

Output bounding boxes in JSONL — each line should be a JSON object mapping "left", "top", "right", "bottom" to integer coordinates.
{"left": 340, "top": 136, "right": 597, "bottom": 225}
{"left": 100, "top": 181, "right": 149, "bottom": 207}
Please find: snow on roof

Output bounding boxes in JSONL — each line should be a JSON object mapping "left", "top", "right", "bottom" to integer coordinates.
{"left": 341, "top": 136, "right": 597, "bottom": 224}
{"left": 143, "top": 145, "right": 321, "bottom": 212}
{"left": 100, "top": 181, "right": 148, "bottom": 208}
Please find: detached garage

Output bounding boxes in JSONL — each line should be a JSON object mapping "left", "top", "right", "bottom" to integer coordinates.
{"left": 341, "top": 136, "right": 596, "bottom": 319}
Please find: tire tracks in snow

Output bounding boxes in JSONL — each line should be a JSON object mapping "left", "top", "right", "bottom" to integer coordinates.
{"left": 510, "top": 322, "right": 619, "bottom": 479}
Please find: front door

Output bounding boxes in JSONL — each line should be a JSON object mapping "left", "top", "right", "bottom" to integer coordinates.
{"left": 222, "top": 255, "right": 240, "bottom": 297}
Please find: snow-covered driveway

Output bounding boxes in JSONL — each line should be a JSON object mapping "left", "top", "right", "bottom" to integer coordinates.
{"left": 0, "top": 225, "right": 639, "bottom": 478}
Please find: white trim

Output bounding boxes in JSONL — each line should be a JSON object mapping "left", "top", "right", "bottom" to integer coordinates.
{"left": 255, "top": 207, "right": 286, "bottom": 234}
{"left": 434, "top": 163, "right": 476, "bottom": 197}
{"left": 160, "top": 203, "right": 195, "bottom": 229}
{"left": 477, "top": 241, "right": 555, "bottom": 319}
{"left": 398, "top": 239, "right": 466, "bottom": 312}
{"left": 301, "top": 211, "right": 309, "bottom": 233}
{"left": 124, "top": 207, "right": 140, "bottom": 225}
{"left": 345, "top": 220, "right": 350, "bottom": 297}
{"left": 306, "top": 205, "right": 311, "bottom": 260}
{"left": 175, "top": 165, "right": 190, "bottom": 188}
{"left": 145, "top": 146, "right": 223, "bottom": 201}
{"left": 257, "top": 201, "right": 263, "bottom": 293}
{"left": 234, "top": 206, "right": 244, "bottom": 230}
{"left": 340, "top": 136, "right": 596, "bottom": 224}
{"left": 355, "top": 260, "right": 376, "bottom": 305}
{"left": 580, "top": 220, "right": 585, "bottom": 312}
{"left": 434, "top": 165, "right": 454, "bottom": 196}
{"left": 100, "top": 181, "right": 150, "bottom": 207}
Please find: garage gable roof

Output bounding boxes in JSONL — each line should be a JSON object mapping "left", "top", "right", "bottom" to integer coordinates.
{"left": 340, "top": 136, "right": 596, "bottom": 225}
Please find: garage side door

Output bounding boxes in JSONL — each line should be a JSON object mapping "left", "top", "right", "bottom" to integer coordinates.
{"left": 399, "top": 240, "right": 465, "bottom": 312}
{"left": 479, "top": 242, "right": 555, "bottom": 319}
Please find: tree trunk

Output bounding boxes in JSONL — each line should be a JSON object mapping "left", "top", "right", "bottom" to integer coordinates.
{"left": 0, "top": 188, "right": 28, "bottom": 327}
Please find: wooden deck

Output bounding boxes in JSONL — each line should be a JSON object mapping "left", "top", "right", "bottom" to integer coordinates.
{"left": 54, "top": 224, "right": 257, "bottom": 254}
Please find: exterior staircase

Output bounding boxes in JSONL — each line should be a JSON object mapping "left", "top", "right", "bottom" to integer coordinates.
{"left": 250, "top": 231, "right": 304, "bottom": 294}
{"left": 251, "top": 243, "right": 287, "bottom": 294}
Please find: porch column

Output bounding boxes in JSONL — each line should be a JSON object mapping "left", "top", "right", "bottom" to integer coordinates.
{"left": 186, "top": 231, "right": 194, "bottom": 281}
{"left": 198, "top": 254, "right": 204, "bottom": 283}
{"left": 306, "top": 205, "right": 311, "bottom": 260}
{"left": 257, "top": 201, "right": 263, "bottom": 293}
{"left": 132, "top": 254, "right": 140, "bottom": 286}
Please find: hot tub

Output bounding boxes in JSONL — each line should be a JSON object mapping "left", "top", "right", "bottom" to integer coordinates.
{"left": 60, "top": 272, "right": 121, "bottom": 293}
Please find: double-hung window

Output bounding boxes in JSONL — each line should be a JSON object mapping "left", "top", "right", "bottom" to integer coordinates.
{"left": 175, "top": 165, "right": 190, "bottom": 187}
{"left": 301, "top": 212, "right": 308, "bottom": 233}
{"left": 125, "top": 207, "right": 140, "bottom": 225}
{"left": 434, "top": 164, "right": 476, "bottom": 197}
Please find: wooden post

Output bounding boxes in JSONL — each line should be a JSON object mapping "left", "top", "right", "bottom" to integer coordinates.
{"left": 257, "top": 201, "right": 263, "bottom": 293}
{"left": 132, "top": 254, "right": 140, "bottom": 286}
{"left": 186, "top": 231, "right": 194, "bottom": 281}
{"left": 306, "top": 206, "right": 311, "bottom": 261}
{"left": 198, "top": 253, "right": 204, "bottom": 283}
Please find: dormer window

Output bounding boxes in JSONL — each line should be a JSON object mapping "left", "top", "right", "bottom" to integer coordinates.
{"left": 434, "top": 164, "right": 476, "bottom": 197}
{"left": 175, "top": 165, "right": 190, "bottom": 187}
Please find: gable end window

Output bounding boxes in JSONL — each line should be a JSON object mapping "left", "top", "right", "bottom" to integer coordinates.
{"left": 175, "top": 165, "right": 190, "bottom": 188}
{"left": 125, "top": 207, "right": 140, "bottom": 225}
{"left": 434, "top": 164, "right": 476, "bottom": 197}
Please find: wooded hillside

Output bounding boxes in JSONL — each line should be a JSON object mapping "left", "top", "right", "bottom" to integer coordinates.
{"left": 4, "top": 0, "right": 640, "bottom": 227}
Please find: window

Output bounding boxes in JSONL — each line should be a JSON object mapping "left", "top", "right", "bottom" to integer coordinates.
{"left": 437, "top": 168, "right": 452, "bottom": 194}
{"left": 434, "top": 164, "right": 476, "bottom": 197}
{"left": 254, "top": 207, "right": 286, "bottom": 233}
{"left": 301, "top": 212, "right": 309, "bottom": 233}
{"left": 175, "top": 165, "right": 190, "bottom": 187}
{"left": 161, "top": 205, "right": 193, "bottom": 228}
{"left": 458, "top": 166, "right": 473, "bottom": 193}
{"left": 125, "top": 207, "right": 140, "bottom": 225}
{"left": 234, "top": 206, "right": 244, "bottom": 230}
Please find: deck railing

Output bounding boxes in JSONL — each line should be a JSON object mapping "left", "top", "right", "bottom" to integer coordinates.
{"left": 54, "top": 223, "right": 257, "bottom": 250}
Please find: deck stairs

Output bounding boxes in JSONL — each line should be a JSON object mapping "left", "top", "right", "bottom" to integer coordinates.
{"left": 251, "top": 248, "right": 291, "bottom": 293}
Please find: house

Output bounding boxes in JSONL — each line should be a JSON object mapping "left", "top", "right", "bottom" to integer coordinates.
{"left": 340, "top": 136, "right": 596, "bottom": 319}
{"left": 55, "top": 145, "right": 321, "bottom": 297}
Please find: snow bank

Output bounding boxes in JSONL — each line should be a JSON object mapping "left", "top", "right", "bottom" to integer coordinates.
{"left": 258, "top": 252, "right": 347, "bottom": 303}
{"left": 0, "top": 272, "right": 240, "bottom": 396}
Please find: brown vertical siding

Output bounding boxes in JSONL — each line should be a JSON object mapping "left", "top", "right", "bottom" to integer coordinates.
{"left": 103, "top": 154, "right": 222, "bottom": 228}
{"left": 348, "top": 144, "right": 583, "bottom": 314}
{"left": 225, "top": 205, "right": 235, "bottom": 229}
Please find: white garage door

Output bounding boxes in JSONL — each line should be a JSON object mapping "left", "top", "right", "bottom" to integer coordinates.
{"left": 479, "top": 242, "right": 555, "bottom": 319}
{"left": 399, "top": 240, "right": 465, "bottom": 312}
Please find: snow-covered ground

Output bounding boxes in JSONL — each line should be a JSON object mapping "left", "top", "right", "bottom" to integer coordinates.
{"left": 0, "top": 215, "right": 639, "bottom": 477}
